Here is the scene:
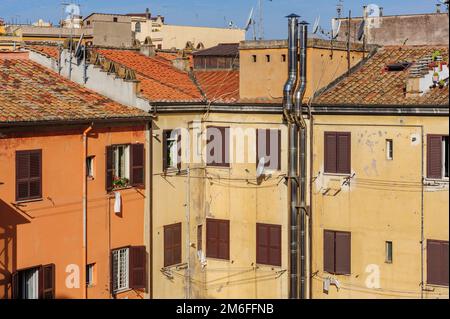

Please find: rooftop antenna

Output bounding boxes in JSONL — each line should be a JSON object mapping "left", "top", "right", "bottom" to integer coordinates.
{"left": 258, "top": 0, "right": 263, "bottom": 40}
{"left": 336, "top": 0, "right": 344, "bottom": 18}
{"left": 312, "top": 16, "right": 321, "bottom": 34}
{"left": 244, "top": 7, "right": 254, "bottom": 31}
{"left": 331, "top": 18, "right": 341, "bottom": 39}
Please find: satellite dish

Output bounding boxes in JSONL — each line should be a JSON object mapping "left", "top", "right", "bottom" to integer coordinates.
{"left": 65, "top": 3, "right": 81, "bottom": 18}
{"left": 357, "top": 20, "right": 365, "bottom": 41}
{"left": 312, "top": 16, "right": 321, "bottom": 34}
{"left": 366, "top": 4, "right": 380, "bottom": 18}
{"left": 245, "top": 7, "right": 254, "bottom": 31}
{"left": 256, "top": 157, "right": 266, "bottom": 178}
{"left": 331, "top": 19, "right": 341, "bottom": 39}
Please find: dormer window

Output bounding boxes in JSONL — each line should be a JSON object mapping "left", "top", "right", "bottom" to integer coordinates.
{"left": 385, "top": 62, "right": 412, "bottom": 72}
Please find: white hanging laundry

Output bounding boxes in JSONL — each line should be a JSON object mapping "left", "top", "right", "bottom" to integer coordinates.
{"left": 114, "top": 191, "right": 121, "bottom": 214}
{"left": 330, "top": 277, "right": 341, "bottom": 291}
{"left": 323, "top": 277, "right": 331, "bottom": 293}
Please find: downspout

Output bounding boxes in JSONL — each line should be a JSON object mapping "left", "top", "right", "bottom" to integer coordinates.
{"left": 283, "top": 14, "right": 300, "bottom": 300}
{"left": 82, "top": 124, "right": 93, "bottom": 299}
{"left": 294, "top": 21, "right": 309, "bottom": 300}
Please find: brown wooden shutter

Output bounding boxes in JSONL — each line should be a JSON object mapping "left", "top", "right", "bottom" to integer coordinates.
{"left": 323, "top": 230, "right": 335, "bottom": 273}
{"left": 162, "top": 130, "right": 169, "bottom": 170}
{"left": 206, "top": 219, "right": 220, "bottom": 258}
{"left": 256, "top": 224, "right": 269, "bottom": 265}
{"left": 218, "top": 219, "right": 230, "bottom": 260}
{"left": 335, "top": 231, "right": 351, "bottom": 275}
{"left": 129, "top": 246, "right": 147, "bottom": 290}
{"left": 207, "top": 127, "right": 230, "bottom": 167}
{"left": 427, "top": 135, "right": 443, "bottom": 179}
{"left": 11, "top": 272, "right": 19, "bottom": 299}
{"left": 277, "top": 129, "right": 281, "bottom": 170}
{"left": 337, "top": 133, "right": 351, "bottom": 174}
{"left": 324, "top": 133, "right": 337, "bottom": 173}
{"left": 256, "top": 130, "right": 281, "bottom": 171}
{"left": 39, "top": 264, "right": 55, "bottom": 299}
{"left": 130, "top": 144, "right": 145, "bottom": 187}
{"left": 106, "top": 146, "right": 114, "bottom": 191}
{"left": 164, "top": 223, "right": 182, "bottom": 267}
{"left": 16, "top": 150, "right": 42, "bottom": 201}
{"left": 269, "top": 224, "right": 282, "bottom": 266}
{"left": 197, "top": 225, "right": 203, "bottom": 251}
{"left": 177, "top": 131, "right": 182, "bottom": 171}
{"left": 427, "top": 240, "right": 449, "bottom": 286}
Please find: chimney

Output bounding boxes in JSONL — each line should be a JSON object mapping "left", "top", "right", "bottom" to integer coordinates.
{"left": 436, "top": 4, "right": 441, "bottom": 13}
{"left": 379, "top": 7, "right": 384, "bottom": 16}
{"left": 405, "top": 76, "right": 422, "bottom": 98}
{"left": 363, "top": 5, "right": 368, "bottom": 19}
{"left": 140, "top": 43, "right": 156, "bottom": 57}
{"left": 172, "top": 56, "right": 191, "bottom": 72}
{"left": 145, "top": 8, "right": 151, "bottom": 19}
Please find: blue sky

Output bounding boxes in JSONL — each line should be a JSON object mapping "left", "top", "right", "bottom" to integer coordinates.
{"left": 0, "top": 0, "right": 442, "bottom": 39}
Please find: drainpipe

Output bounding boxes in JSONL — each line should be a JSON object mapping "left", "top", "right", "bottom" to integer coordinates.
{"left": 283, "top": 14, "right": 300, "bottom": 300}
{"left": 294, "top": 21, "right": 309, "bottom": 300}
{"left": 82, "top": 124, "right": 93, "bottom": 299}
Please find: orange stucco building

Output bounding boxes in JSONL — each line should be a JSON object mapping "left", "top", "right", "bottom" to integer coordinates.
{"left": 0, "top": 55, "right": 152, "bottom": 299}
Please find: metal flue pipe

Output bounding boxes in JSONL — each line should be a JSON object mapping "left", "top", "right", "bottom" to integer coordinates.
{"left": 283, "top": 14, "right": 300, "bottom": 300}
{"left": 283, "top": 14, "right": 300, "bottom": 122}
{"left": 294, "top": 21, "right": 309, "bottom": 300}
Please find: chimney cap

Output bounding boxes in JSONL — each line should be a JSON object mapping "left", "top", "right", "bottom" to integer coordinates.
{"left": 286, "top": 13, "right": 300, "bottom": 19}
{"left": 299, "top": 20, "right": 309, "bottom": 25}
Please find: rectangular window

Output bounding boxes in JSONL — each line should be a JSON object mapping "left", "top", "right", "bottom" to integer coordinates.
{"left": 106, "top": 144, "right": 144, "bottom": 191}
{"left": 324, "top": 132, "right": 351, "bottom": 174}
{"left": 427, "top": 240, "right": 449, "bottom": 286}
{"left": 252, "top": 55, "right": 257, "bottom": 62}
{"left": 256, "top": 223, "right": 282, "bottom": 266}
{"left": 206, "top": 218, "right": 230, "bottom": 260}
{"left": 386, "top": 139, "right": 393, "bottom": 160}
{"left": 12, "top": 264, "right": 55, "bottom": 299}
{"left": 281, "top": 54, "right": 286, "bottom": 62}
{"left": 207, "top": 126, "right": 230, "bottom": 167}
{"left": 256, "top": 129, "right": 281, "bottom": 171}
{"left": 163, "top": 130, "right": 181, "bottom": 171}
{"left": 164, "top": 223, "right": 182, "bottom": 267}
{"left": 385, "top": 241, "right": 393, "bottom": 263}
{"left": 197, "top": 225, "right": 203, "bottom": 252}
{"left": 86, "top": 263, "right": 95, "bottom": 286}
{"left": 16, "top": 150, "right": 42, "bottom": 202}
{"left": 112, "top": 247, "right": 129, "bottom": 293}
{"left": 113, "top": 17, "right": 118, "bottom": 22}
{"left": 86, "top": 156, "right": 95, "bottom": 178}
{"left": 323, "top": 230, "right": 351, "bottom": 275}
{"left": 427, "top": 135, "right": 449, "bottom": 179}
{"left": 266, "top": 55, "right": 271, "bottom": 62}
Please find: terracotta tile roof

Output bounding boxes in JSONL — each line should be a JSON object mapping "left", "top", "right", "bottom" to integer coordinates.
{"left": 313, "top": 46, "right": 449, "bottom": 106}
{"left": 0, "top": 58, "right": 150, "bottom": 124}
{"left": 28, "top": 45, "right": 59, "bottom": 60}
{"left": 96, "top": 49, "right": 203, "bottom": 103}
{"left": 194, "top": 70, "right": 239, "bottom": 103}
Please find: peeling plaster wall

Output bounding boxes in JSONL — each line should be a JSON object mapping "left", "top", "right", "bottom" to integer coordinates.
{"left": 311, "top": 114, "right": 449, "bottom": 299}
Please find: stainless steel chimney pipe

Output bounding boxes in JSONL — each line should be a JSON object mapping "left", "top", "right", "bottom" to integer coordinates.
{"left": 283, "top": 14, "right": 300, "bottom": 122}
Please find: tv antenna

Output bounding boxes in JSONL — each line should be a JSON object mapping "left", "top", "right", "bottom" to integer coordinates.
{"left": 336, "top": 0, "right": 344, "bottom": 18}
{"left": 331, "top": 18, "right": 341, "bottom": 39}
{"left": 244, "top": 7, "right": 257, "bottom": 40}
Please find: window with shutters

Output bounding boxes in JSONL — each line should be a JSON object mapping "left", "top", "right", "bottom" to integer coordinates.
{"left": 256, "top": 129, "right": 281, "bottom": 171}
{"left": 256, "top": 223, "right": 282, "bottom": 266}
{"left": 324, "top": 132, "right": 351, "bottom": 174}
{"left": 12, "top": 264, "right": 55, "bottom": 299}
{"left": 16, "top": 150, "right": 42, "bottom": 202}
{"left": 427, "top": 240, "right": 449, "bottom": 286}
{"left": 112, "top": 247, "right": 129, "bottom": 293}
{"left": 207, "top": 126, "right": 230, "bottom": 167}
{"left": 427, "top": 135, "right": 449, "bottom": 179}
{"left": 164, "top": 223, "right": 182, "bottom": 267}
{"left": 106, "top": 144, "right": 145, "bottom": 191}
{"left": 206, "top": 219, "right": 230, "bottom": 260}
{"left": 163, "top": 130, "right": 181, "bottom": 171}
{"left": 323, "top": 230, "right": 351, "bottom": 275}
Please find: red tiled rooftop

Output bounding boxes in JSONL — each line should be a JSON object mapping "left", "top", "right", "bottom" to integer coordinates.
{"left": 313, "top": 46, "right": 449, "bottom": 106}
{"left": 195, "top": 70, "right": 239, "bottom": 103}
{"left": 28, "top": 45, "right": 59, "bottom": 60}
{"left": 0, "top": 58, "right": 150, "bottom": 124}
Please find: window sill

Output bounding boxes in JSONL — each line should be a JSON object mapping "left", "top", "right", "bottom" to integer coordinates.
{"left": 113, "top": 287, "right": 131, "bottom": 295}
{"left": 256, "top": 263, "right": 282, "bottom": 269}
{"left": 109, "top": 186, "right": 133, "bottom": 193}
{"left": 323, "top": 271, "right": 351, "bottom": 277}
{"left": 323, "top": 172, "right": 351, "bottom": 177}
{"left": 425, "top": 283, "right": 449, "bottom": 288}
{"left": 424, "top": 178, "right": 449, "bottom": 183}
{"left": 13, "top": 198, "right": 44, "bottom": 205}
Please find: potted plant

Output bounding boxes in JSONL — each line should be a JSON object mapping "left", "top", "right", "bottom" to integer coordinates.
{"left": 438, "top": 79, "right": 446, "bottom": 89}
{"left": 112, "top": 176, "right": 129, "bottom": 189}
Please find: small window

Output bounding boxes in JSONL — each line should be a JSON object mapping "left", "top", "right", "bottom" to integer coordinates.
{"left": 256, "top": 129, "right": 281, "bottom": 171}
{"left": 16, "top": 150, "right": 42, "bottom": 202}
{"left": 206, "top": 219, "right": 230, "bottom": 260}
{"left": 206, "top": 126, "right": 230, "bottom": 167}
{"left": 266, "top": 55, "right": 271, "bottom": 62}
{"left": 157, "top": 44, "right": 162, "bottom": 49}
{"left": 112, "top": 247, "right": 129, "bottom": 293}
{"left": 385, "top": 241, "right": 393, "bottom": 263}
{"left": 427, "top": 240, "right": 449, "bottom": 286}
{"left": 281, "top": 54, "right": 286, "bottom": 62}
{"left": 86, "top": 263, "right": 95, "bottom": 287}
{"left": 164, "top": 223, "right": 182, "bottom": 267}
{"left": 324, "top": 230, "right": 351, "bottom": 275}
{"left": 86, "top": 156, "right": 95, "bottom": 178}
{"left": 113, "top": 17, "right": 118, "bottom": 23}
{"left": 252, "top": 55, "right": 257, "bottom": 62}
{"left": 106, "top": 144, "right": 144, "bottom": 191}
{"left": 163, "top": 130, "right": 181, "bottom": 171}
{"left": 256, "top": 223, "right": 281, "bottom": 266}
{"left": 427, "top": 135, "right": 449, "bottom": 179}
{"left": 86, "top": 20, "right": 91, "bottom": 26}
{"left": 135, "top": 22, "right": 141, "bottom": 33}
{"left": 324, "top": 132, "right": 351, "bottom": 174}
{"left": 386, "top": 139, "right": 393, "bottom": 160}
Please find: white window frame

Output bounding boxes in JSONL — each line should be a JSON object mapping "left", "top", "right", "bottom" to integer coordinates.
{"left": 385, "top": 241, "right": 393, "bottom": 264}
{"left": 165, "top": 131, "right": 179, "bottom": 169}
{"left": 112, "top": 247, "right": 129, "bottom": 293}
{"left": 86, "top": 156, "right": 95, "bottom": 178}
{"left": 386, "top": 139, "right": 393, "bottom": 160}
